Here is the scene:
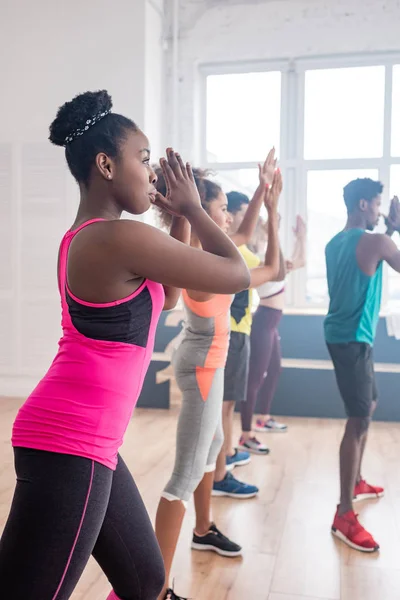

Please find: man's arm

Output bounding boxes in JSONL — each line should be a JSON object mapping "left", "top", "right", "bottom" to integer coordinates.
{"left": 377, "top": 234, "right": 400, "bottom": 273}
{"left": 357, "top": 233, "right": 400, "bottom": 275}
{"left": 357, "top": 196, "right": 400, "bottom": 274}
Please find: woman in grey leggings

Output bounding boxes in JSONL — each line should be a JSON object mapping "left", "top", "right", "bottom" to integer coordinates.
{"left": 154, "top": 164, "right": 281, "bottom": 600}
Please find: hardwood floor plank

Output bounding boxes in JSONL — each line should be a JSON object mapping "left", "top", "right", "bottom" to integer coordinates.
{"left": 341, "top": 566, "right": 400, "bottom": 600}
{"left": 0, "top": 398, "right": 398, "bottom": 600}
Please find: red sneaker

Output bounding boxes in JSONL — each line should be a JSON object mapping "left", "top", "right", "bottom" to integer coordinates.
{"left": 331, "top": 508, "right": 379, "bottom": 552}
{"left": 354, "top": 479, "right": 384, "bottom": 502}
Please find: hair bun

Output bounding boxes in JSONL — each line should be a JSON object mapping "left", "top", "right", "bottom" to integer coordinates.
{"left": 49, "top": 90, "right": 113, "bottom": 147}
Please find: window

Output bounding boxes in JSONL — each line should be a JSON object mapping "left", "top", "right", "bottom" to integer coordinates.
{"left": 202, "top": 56, "right": 400, "bottom": 309}
{"left": 391, "top": 66, "right": 400, "bottom": 157}
{"left": 212, "top": 168, "right": 259, "bottom": 197}
{"left": 304, "top": 66, "right": 385, "bottom": 160}
{"left": 206, "top": 72, "right": 281, "bottom": 163}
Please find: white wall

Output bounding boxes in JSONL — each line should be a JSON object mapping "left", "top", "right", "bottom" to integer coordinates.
{"left": 145, "top": 0, "right": 166, "bottom": 158}
{"left": 168, "top": 0, "right": 400, "bottom": 159}
{"left": 0, "top": 0, "right": 165, "bottom": 396}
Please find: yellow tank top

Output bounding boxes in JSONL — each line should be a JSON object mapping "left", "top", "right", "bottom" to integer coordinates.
{"left": 230, "top": 245, "right": 260, "bottom": 336}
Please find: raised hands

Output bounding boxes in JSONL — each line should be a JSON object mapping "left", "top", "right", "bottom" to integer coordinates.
{"left": 264, "top": 168, "right": 283, "bottom": 214}
{"left": 258, "top": 148, "right": 277, "bottom": 189}
{"left": 152, "top": 148, "right": 202, "bottom": 217}
{"left": 293, "top": 215, "right": 307, "bottom": 239}
{"left": 385, "top": 196, "right": 400, "bottom": 233}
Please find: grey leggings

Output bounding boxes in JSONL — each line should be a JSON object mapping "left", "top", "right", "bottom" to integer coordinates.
{"left": 163, "top": 366, "right": 224, "bottom": 503}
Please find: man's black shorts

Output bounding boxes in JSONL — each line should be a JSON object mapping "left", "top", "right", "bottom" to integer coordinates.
{"left": 223, "top": 331, "right": 250, "bottom": 403}
{"left": 327, "top": 342, "right": 378, "bottom": 418}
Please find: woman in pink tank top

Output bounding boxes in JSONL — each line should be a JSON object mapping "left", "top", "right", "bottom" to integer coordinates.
{"left": 0, "top": 90, "right": 250, "bottom": 600}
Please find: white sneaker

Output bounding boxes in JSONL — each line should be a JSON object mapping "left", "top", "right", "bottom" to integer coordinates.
{"left": 254, "top": 418, "right": 288, "bottom": 433}
{"left": 239, "top": 435, "right": 270, "bottom": 455}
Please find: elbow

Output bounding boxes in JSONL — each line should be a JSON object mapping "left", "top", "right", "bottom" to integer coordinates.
{"left": 292, "top": 258, "right": 306, "bottom": 271}
{"left": 163, "top": 301, "right": 176, "bottom": 311}
{"left": 239, "top": 233, "right": 251, "bottom": 245}
{"left": 272, "top": 262, "right": 283, "bottom": 281}
{"left": 298, "top": 258, "right": 306, "bottom": 269}
{"left": 236, "top": 266, "right": 251, "bottom": 292}
{"left": 163, "top": 293, "right": 180, "bottom": 311}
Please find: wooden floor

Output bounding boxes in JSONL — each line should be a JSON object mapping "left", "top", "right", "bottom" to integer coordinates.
{"left": 1, "top": 397, "right": 400, "bottom": 600}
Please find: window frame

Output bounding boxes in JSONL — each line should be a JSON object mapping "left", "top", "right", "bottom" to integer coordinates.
{"left": 199, "top": 52, "right": 400, "bottom": 311}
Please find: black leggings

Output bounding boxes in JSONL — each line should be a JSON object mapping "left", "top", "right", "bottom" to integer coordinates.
{"left": 0, "top": 448, "right": 165, "bottom": 600}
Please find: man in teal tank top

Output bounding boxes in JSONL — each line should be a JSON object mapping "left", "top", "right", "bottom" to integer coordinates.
{"left": 325, "top": 178, "right": 400, "bottom": 553}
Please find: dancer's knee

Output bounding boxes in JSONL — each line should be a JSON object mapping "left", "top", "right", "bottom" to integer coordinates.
{"left": 346, "top": 415, "right": 371, "bottom": 438}
{"left": 141, "top": 547, "right": 165, "bottom": 600}
{"left": 162, "top": 470, "right": 204, "bottom": 504}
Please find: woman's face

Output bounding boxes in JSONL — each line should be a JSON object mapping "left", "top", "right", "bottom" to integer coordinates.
{"left": 207, "top": 191, "right": 233, "bottom": 233}
{"left": 110, "top": 129, "right": 157, "bottom": 215}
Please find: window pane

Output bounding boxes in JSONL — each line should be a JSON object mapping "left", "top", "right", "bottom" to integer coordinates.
{"left": 206, "top": 72, "right": 281, "bottom": 163}
{"left": 391, "top": 66, "right": 400, "bottom": 156}
{"left": 212, "top": 168, "right": 268, "bottom": 221}
{"left": 304, "top": 66, "right": 385, "bottom": 159}
{"left": 307, "top": 169, "right": 379, "bottom": 305}
{"left": 387, "top": 165, "right": 400, "bottom": 305}
{"left": 214, "top": 168, "right": 259, "bottom": 197}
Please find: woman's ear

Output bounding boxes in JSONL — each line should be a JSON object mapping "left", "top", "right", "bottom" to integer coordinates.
{"left": 96, "top": 152, "right": 114, "bottom": 181}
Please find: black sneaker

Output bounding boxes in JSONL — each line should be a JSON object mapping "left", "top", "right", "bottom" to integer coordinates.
{"left": 191, "top": 523, "right": 242, "bottom": 557}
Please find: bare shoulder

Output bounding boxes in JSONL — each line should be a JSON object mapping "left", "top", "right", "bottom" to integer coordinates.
{"left": 109, "top": 218, "right": 163, "bottom": 239}
{"left": 70, "top": 218, "right": 155, "bottom": 245}
{"left": 356, "top": 232, "right": 397, "bottom": 273}
{"left": 93, "top": 218, "right": 169, "bottom": 252}
{"left": 357, "top": 231, "right": 388, "bottom": 253}
{"left": 68, "top": 218, "right": 168, "bottom": 271}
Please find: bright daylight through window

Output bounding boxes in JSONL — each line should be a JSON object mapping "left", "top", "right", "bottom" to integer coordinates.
{"left": 203, "top": 59, "right": 400, "bottom": 309}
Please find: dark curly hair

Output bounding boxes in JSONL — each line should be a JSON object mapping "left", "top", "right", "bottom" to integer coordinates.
{"left": 154, "top": 167, "right": 223, "bottom": 229}
{"left": 49, "top": 90, "right": 138, "bottom": 185}
{"left": 343, "top": 178, "right": 384, "bottom": 214}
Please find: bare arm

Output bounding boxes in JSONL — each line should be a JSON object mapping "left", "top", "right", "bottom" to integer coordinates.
{"left": 249, "top": 246, "right": 284, "bottom": 288}
{"left": 230, "top": 183, "right": 265, "bottom": 247}
{"left": 371, "top": 195, "right": 400, "bottom": 273}
{"left": 230, "top": 148, "right": 277, "bottom": 247}
{"left": 163, "top": 216, "right": 191, "bottom": 310}
{"left": 112, "top": 151, "right": 250, "bottom": 293}
{"left": 375, "top": 234, "right": 400, "bottom": 273}
{"left": 113, "top": 213, "right": 249, "bottom": 293}
{"left": 286, "top": 215, "right": 307, "bottom": 273}
{"left": 356, "top": 230, "right": 400, "bottom": 275}
{"left": 248, "top": 170, "right": 283, "bottom": 288}
{"left": 291, "top": 237, "right": 306, "bottom": 270}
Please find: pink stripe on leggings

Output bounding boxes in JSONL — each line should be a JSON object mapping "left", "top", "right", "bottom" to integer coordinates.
{"left": 51, "top": 460, "right": 95, "bottom": 600}
{"left": 106, "top": 592, "right": 121, "bottom": 600}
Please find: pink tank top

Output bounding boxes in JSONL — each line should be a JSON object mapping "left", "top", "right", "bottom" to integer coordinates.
{"left": 12, "top": 219, "right": 165, "bottom": 469}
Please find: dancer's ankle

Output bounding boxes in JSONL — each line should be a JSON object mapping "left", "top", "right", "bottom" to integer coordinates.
{"left": 194, "top": 521, "right": 212, "bottom": 536}
{"left": 338, "top": 501, "right": 353, "bottom": 516}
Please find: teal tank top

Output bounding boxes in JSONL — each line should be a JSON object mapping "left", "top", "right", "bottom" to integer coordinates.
{"left": 324, "top": 229, "right": 382, "bottom": 346}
